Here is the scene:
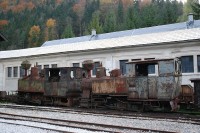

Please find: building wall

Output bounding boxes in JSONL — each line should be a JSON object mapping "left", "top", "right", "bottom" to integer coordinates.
{"left": 0, "top": 41, "right": 200, "bottom": 93}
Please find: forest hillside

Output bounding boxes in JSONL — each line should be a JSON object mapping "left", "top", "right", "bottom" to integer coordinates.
{"left": 0, "top": 0, "right": 199, "bottom": 50}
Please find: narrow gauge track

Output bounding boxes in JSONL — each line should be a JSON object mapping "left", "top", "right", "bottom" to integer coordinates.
{"left": 0, "top": 112, "right": 177, "bottom": 133}
{"left": 0, "top": 120, "right": 72, "bottom": 133}
{"left": 0, "top": 104, "right": 200, "bottom": 125}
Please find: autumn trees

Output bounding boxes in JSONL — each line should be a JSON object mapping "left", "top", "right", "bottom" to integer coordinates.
{"left": 0, "top": 0, "right": 190, "bottom": 50}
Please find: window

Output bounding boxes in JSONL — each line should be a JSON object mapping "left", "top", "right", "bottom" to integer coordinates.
{"left": 93, "top": 62, "right": 100, "bottom": 75}
{"left": 44, "top": 65, "right": 49, "bottom": 68}
{"left": 7, "top": 67, "right": 12, "bottom": 77}
{"left": 198, "top": 55, "right": 200, "bottom": 72}
{"left": 51, "top": 64, "right": 57, "bottom": 68}
{"left": 13, "top": 66, "right": 18, "bottom": 77}
{"left": 73, "top": 63, "right": 80, "bottom": 67}
{"left": 20, "top": 66, "right": 25, "bottom": 77}
{"left": 148, "top": 65, "right": 155, "bottom": 74}
{"left": 120, "top": 60, "right": 128, "bottom": 75}
{"left": 181, "top": 56, "right": 194, "bottom": 73}
{"left": 145, "top": 58, "right": 155, "bottom": 74}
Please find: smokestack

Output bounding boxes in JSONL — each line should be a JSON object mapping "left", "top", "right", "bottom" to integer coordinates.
{"left": 188, "top": 13, "right": 194, "bottom": 22}
{"left": 187, "top": 13, "right": 194, "bottom": 28}
{"left": 91, "top": 29, "right": 96, "bottom": 36}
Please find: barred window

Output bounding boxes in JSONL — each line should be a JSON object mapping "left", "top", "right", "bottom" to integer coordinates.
{"left": 181, "top": 56, "right": 194, "bottom": 73}
{"left": 7, "top": 67, "right": 12, "bottom": 77}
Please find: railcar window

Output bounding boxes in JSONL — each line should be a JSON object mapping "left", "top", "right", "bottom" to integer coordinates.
{"left": 13, "top": 66, "right": 18, "bottom": 77}
{"left": 49, "top": 69, "right": 60, "bottom": 82}
{"left": 7, "top": 67, "right": 12, "bottom": 77}
{"left": 198, "top": 55, "right": 200, "bottom": 72}
{"left": 181, "top": 56, "right": 194, "bottom": 73}
{"left": 136, "top": 64, "right": 148, "bottom": 76}
{"left": 148, "top": 65, "right": 155, "bottom": 74}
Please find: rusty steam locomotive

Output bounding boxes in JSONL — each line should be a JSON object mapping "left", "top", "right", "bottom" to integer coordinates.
{"left": 17, "top": 58, "right": 196, "bottom": 111}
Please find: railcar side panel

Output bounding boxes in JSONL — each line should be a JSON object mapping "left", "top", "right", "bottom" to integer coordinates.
{"left": 92, "top": 77, "right": 128, "bottom": 95}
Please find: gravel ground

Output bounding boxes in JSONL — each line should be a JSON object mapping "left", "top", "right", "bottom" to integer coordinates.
{"left": 0, "top": 107, "right": 199, "bottom": 133}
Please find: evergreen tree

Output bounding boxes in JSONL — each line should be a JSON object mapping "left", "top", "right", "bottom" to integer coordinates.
{"left": 85, "top": 11, "right": 103, "bottom": 35}
{"left": 61, "top": 24, "right": 75, "bottom": 38}
{"left": 104, "top": 11, "right": 117, "bottom": 33}
{"left": 191, "top": 0, "right": 200, "bottom": 19}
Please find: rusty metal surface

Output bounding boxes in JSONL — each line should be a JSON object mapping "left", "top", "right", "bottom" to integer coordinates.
{"left": 157, "top": 76, "right": 174, "bottom": 99}
{"left": 18, "top": 79, "right": 44, "bottom": 93}
{"left": 148, "top": 77, "right": 158, "bottom": 99}
{"left": 127, "top": 59, "right": 181, "bottom": 101}
{"left": 110, "top": 69, "right": 121, "bottom": 77}
{"left": 135, "top": 77, "right": 148, "bottom": 99}
{"left": 158, "top": 60, "right": 174, "bottom": 76}
{"left": 92, "top": 77, "right": 128, "bottom": 94}
{"left": 96, "top": 67, "right": 106, "bottom": 78}
{"left": 44, "top": 67, "right": 83, "bottom": 97}
{"left": 126, "top": 63, "right": 135, "bottom": 77}
{"left": 191, "top": 79, "right": 200, "bottom": 108}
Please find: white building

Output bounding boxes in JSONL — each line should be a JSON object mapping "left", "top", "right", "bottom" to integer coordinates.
{"left": 0, "top": 16, "right": 200, "bottom": 93}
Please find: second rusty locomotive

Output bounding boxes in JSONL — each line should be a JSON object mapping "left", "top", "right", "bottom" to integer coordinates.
{"left": 80, "top": 58, "right": 186, "bottom": 111}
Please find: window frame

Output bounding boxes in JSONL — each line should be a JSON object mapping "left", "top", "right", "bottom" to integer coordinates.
{"left": 13, "top": 66, "right": 18, "bottom": 77}
{"left": 197, "top": 55, "right": 200, "bottom": 73}
{"left": 119, "top": 59, "right": 128, "bottom": 75}
{"left": 7, "top": 67, "right": 12, "bottom": 78}
{"left": 181, "top": 56, "right": 194, "bottom": 73}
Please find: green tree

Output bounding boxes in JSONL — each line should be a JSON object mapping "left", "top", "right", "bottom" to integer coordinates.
{"left": 61, "top": 24, "right": 75, "bottom": 38}
{"left": 178, "top": 0, "right": 193, "bottom": 22}
{"left": 104, "top": 11, "right": 117, "bottom": 33}
{"left": 85, "top": 11, "right": 103, "bottom": 35}
{"left": 191, "top": 0, "right": 200, "bottom": 19}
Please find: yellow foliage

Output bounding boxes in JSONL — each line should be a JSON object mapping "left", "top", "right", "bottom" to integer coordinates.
{"left": 29, "top": 25, "right": 40, "bottom": 36}
{"left": 0, "top": 1, "right": 8, "bottom": 10}
{"left": 46, "top": 18, "right": 56, "bottom": 28}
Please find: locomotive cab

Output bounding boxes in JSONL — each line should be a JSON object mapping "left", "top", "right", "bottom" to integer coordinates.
{"left": 126, "top": 58, "right": 182, "bottom": 111}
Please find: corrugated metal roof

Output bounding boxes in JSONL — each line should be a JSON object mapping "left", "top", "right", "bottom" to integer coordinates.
{"left": 0, "top": 28, "right": 200, "bottom": 59}
{"left": 41, "top": 20, "right": 200, "bottom": 47}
